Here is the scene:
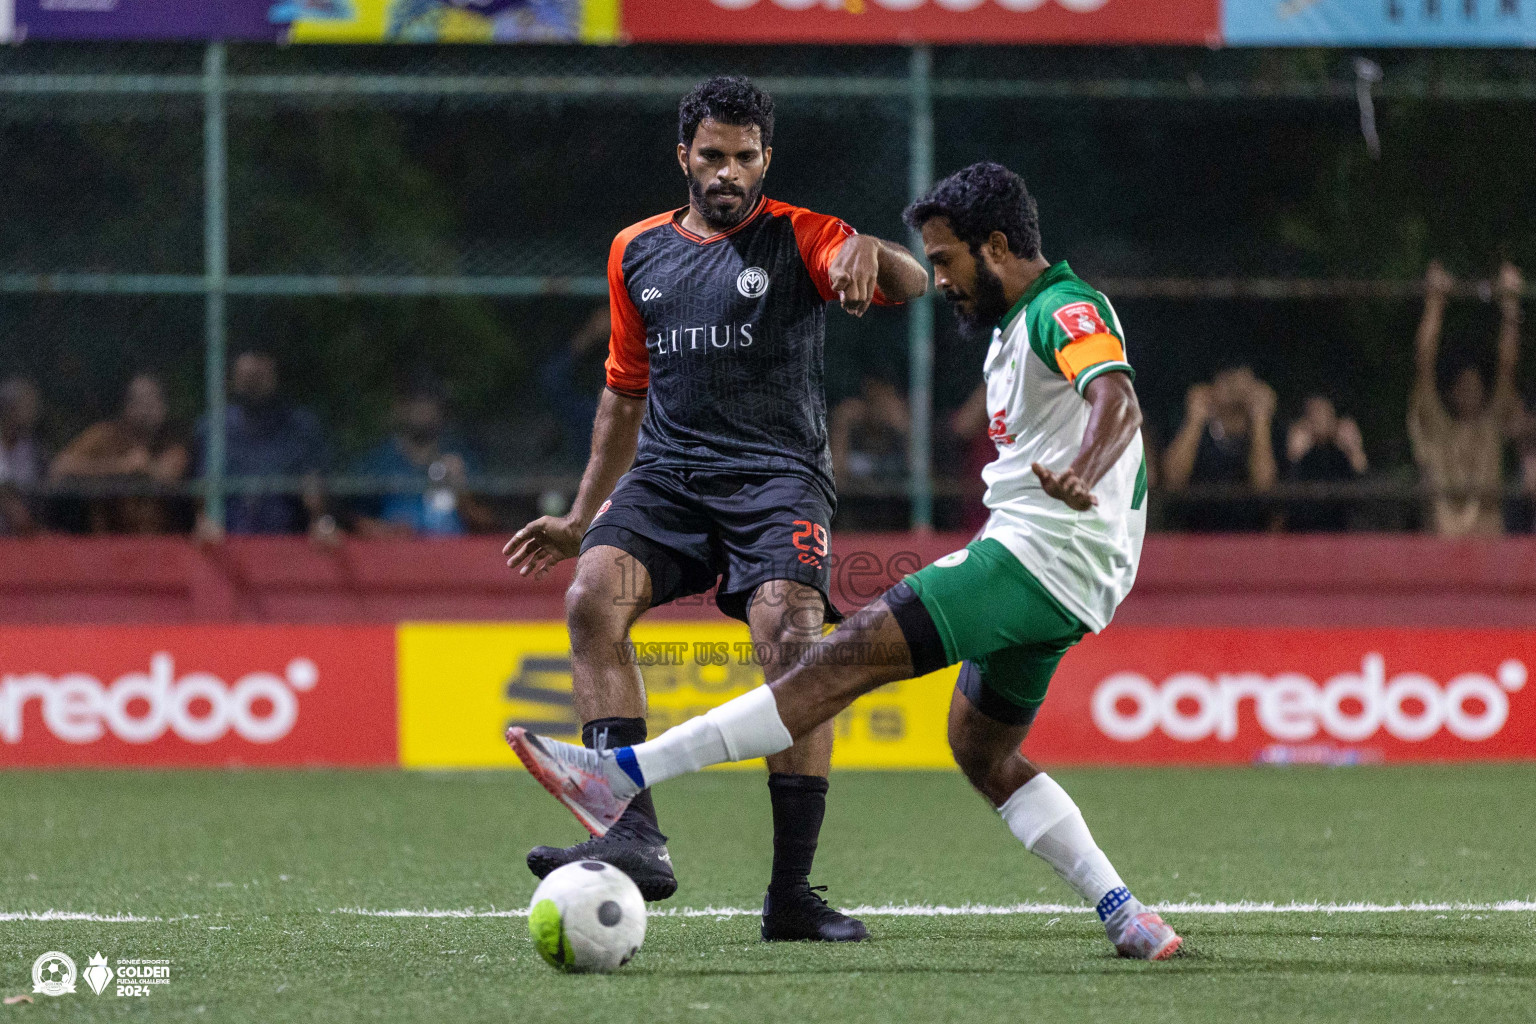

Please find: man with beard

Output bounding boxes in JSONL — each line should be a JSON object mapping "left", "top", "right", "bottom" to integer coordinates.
{"left": 504, "top": 75, "right": 928, "bottom": 941}
{"left": 507, "top": 162, "right": 1182, "bottom": 960}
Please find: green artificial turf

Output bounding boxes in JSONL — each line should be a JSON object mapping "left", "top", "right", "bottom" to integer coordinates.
{"left": 1, "top": 766, "right": 1533, "bottom": 1022}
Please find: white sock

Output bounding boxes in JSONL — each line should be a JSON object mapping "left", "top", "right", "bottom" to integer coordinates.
{"left": 998, "top": 773, "right": 1130, "bottom": 920}
{"left": 614, "top": 686, "right": 793, "bottom": 794}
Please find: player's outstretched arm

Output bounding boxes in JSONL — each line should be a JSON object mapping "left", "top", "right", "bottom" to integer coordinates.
{"left": 827, "top": 235, "right": 928, "bottom": 317}
{"left": 1033, "top": 372, "right": 1142, "bottom": 511}
{"left": 504, "top": 388, "right": 644, "bottom": 579}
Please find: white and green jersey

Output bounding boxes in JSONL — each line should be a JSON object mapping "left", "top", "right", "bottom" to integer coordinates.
{"left": 977, "top": 261, "right": 1146, "bottom": 633}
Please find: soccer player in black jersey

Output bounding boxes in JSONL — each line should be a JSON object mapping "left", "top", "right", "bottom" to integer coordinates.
{"left": 504, "top": 76, "right": 928, "bottom": 941}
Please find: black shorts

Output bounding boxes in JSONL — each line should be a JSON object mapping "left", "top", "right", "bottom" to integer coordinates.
{"left": 578, "top": 465, "right": 840, "bottom": 624}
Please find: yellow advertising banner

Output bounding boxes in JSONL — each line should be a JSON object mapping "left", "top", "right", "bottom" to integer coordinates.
{"left": 397, "top": 622, "right": 961, "bottom": 771}
{"left": 279, "top": 0, "right": 618, "bottom": 43}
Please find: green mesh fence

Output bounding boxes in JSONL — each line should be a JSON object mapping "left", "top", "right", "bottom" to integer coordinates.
{"left": 2, "top": 43, "right": 1534, "bottom": 532}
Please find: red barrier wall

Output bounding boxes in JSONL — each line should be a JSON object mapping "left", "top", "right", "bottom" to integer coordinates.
{"left": 0, "top": 534, "right": 1534, "bottom": 627}
{"left": 3, "top": 536, "right": 1533, "bottom": 768}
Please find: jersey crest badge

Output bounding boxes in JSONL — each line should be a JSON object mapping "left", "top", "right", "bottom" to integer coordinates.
{"left": 736, "top": 267, "right": 770, "bottom": 299}
{"left": 1053, "top": 301, "right": 1109, "bottom": 340}
{"left": 987, "top": 409, "right": 1015, "bottom": 446}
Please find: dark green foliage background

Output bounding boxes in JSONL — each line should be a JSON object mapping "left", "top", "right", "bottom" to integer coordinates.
{"left": 1, "top": 45, "right": 1533, "bottom": 475}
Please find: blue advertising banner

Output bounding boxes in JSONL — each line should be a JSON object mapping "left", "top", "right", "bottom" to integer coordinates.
{"left": 14, "top": 0, "right": 276, "bottom": 40}
{"left": 1225, "top": 0, "right": 1536, "bottom": 46}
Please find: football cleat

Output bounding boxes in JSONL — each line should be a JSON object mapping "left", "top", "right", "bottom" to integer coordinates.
{"left": 527, "top": 832, "right": 679, "bottom": 903}
{"left": 506, "top": 727, "right": 631, "bottom": 837}
{"left": 1109, "top": 909, "right": 1183, "bottom": 961}
{"left": 761, "top": 885, "right": 869, "bottom": 943}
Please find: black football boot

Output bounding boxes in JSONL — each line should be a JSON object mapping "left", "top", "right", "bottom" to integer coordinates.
{"left": 760, "top": 885, "right": 868, "bottom": 942}
{"left": 526, "top": 826, "right": 678, "bottom": 903}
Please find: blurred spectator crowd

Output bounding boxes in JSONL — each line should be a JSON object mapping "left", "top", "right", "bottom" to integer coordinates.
{"left": 0, "top": 350, "right": 492, "bottom": 542}
{"left": 943, "top": 262, "right": 1532, "bottom": 536}
{"left": 0, "top": 263, "right": 1530, "bottom": 538}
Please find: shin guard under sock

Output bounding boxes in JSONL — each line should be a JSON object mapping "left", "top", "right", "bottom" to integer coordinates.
{"left": 767, "top": 773, "right": 830, "bottom": 893}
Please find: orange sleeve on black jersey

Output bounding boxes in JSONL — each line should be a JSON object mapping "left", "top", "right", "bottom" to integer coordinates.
{"left": 603, "top": 215, "right": 670, "bottom": 398}
{"left": 768, "top": 200, "right": 895, "bottom": 307}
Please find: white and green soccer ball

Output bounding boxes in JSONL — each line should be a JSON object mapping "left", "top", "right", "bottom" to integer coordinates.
{"left": 527, "top": 861, "right": 646, "bottom": 973}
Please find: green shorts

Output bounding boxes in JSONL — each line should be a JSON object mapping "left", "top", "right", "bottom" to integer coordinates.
{"left": 902, "top": 538, "right": 1088, "bottom": 718}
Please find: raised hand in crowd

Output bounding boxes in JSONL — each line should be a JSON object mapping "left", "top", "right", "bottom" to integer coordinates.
{"left": 1288, "top": 396, "right": 1368, "bottom": 476}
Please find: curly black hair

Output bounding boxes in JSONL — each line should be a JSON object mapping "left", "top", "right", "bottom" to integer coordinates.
{"left": 903, "top": 162, "right": 1041, "bottom": 260}
{"left": 678, "top": 75, "right": 775, "bottom": 151}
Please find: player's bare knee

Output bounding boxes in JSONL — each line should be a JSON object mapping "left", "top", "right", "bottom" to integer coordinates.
{"left": 565, "top": 578, "right": 625, "bottom": 652}
{"left": 947, "top": 727, "right": 992, "bottom": 790}
{"left": 947, "top": 722, "right": 1017, "bottom": 797}
{"left": 749, "top": 584, "right": 823, "bottom": 679}
{"left": 823, "top": 614, "right": 907, "bottom": 698}
{"left": 767, "top": 623, "right": 819, "bottom": 677}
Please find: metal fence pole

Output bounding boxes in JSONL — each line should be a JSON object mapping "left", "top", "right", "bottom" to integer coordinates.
{"left": 906, "top": 45, "right": 935, "bottom": 531}
{"left": 203, "top": 43, "right": 229, "bottom": 528}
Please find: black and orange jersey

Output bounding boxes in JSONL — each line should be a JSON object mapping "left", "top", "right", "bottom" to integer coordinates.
{"left": 604, "top": 196, "right": 893, "bottom": 499}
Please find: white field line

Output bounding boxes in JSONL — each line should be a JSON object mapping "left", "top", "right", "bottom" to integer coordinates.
{"left": 5, "top": 901, "right": 1533, "bottom": 924}
{"left": 333, "top": 900, "right": 1536, "bottom": 919}
{"left": 0, "top": 911, "right": 174, "bottom": 923}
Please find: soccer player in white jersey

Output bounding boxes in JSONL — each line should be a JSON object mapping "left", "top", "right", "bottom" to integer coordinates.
{"left": 508, "top": 162, "right": 1181, "bottom": 960}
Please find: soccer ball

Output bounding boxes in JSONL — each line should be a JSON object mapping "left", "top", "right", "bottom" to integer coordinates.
{"left": 527, "top": 861, "right": 646, "bottom": 973}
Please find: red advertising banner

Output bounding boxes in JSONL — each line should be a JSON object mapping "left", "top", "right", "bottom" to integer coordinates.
{"left": 4, "top": 622, "right": 1530, "bottom": 769}
{"left": 1028, "top": 629, "right": 1536, "bottom": 765}
{"left": 0, "top": 627, "right": 396, "bottom": 767}
{"left": 622, "top": 0, "right": 1218, "bottom": 45}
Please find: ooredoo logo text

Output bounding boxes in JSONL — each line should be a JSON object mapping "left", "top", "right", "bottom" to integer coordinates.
{"left": 707, "top": 0, "right": 1110, "bottom": 10}
{"left": 1092, "top": 654, "right": 1527, "bottom": 745}
{"left": 0, "top": 653, "right": 319, "bottom": 745}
